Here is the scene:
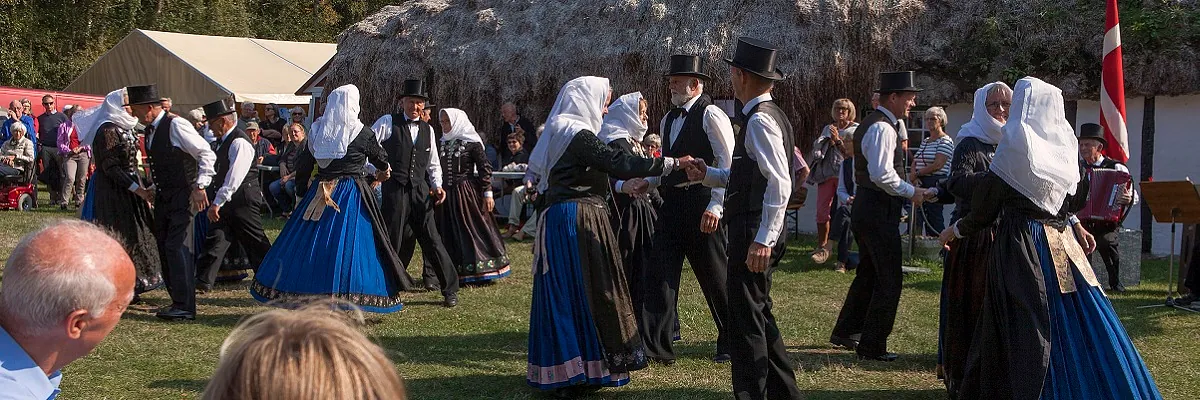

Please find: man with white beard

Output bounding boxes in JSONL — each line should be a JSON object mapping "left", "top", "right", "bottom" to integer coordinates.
{"left": 639, "top": 54, "right": 735, "bottom": 365}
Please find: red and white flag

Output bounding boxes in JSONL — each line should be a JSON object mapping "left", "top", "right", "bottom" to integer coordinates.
{"left": 1100, "top": 0, "right": 1130, "bottom": 163}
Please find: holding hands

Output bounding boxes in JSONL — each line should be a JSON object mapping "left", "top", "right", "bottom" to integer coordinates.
{"left": 680, "top": 157, "right": 708, "bottom": 181}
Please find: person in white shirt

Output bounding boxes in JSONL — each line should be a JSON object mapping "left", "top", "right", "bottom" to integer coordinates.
{"left": 828, "top": 71, "right": 930, "bottom": 362}
{"left": 194, "top": 100, "right": 274, "bottom": 294}
{"left": 1077, "top": 122, "right": 1138, "bottom": 292}
{"left": 684, "top": 37, "right": 803, "bottom": 400}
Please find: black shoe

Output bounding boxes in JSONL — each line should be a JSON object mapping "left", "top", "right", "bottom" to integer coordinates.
{"left": 1111, "top": 284, "right": 1127, "bottom": 293}
{"left": 649, "top": 357, "right": 676, "bottom": 366}
{"left": 443, "top": 294, "right": 458, "bottom": 308}
{"left": 196, "top": 283, "right": 213, "bottom": 294}
{"left": 712, "top": 353, "right": 731, "bottom": 364}
{"left": 155, "top": 308, "right": 195, "bottom": 321}
{"left": 857, "top": 352, "right": 898, "bottom": 362}
{"left": 1174, "top": 293, "right": 1197, "bottom": 306}
{"left": 829, "top": 334, "right": 859, "bottom": 350}
{"left": 424, "top": 282, "right": 439, "bottom": 292}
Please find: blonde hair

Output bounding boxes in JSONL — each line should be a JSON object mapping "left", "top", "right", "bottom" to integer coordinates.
{"left": 202, "top": 303, "right": 406, "bottom": 400}
{"left": 830, "top": 98, "right": 856, "bottom": 121}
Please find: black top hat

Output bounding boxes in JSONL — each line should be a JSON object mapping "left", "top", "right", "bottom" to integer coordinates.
{"left": 665, "top": 54, "right": 711, "bottom": 81}
{"left": 126, "top": 84, "right": 164, "bottom": 106}
{"left": 399, "top": 79, "right": 429, "bottom": 100}
{"left": 202, "top": 99, "right": 236, "bottom": 120}
{"left": 724, "top": 37, "right": 785, "bottom": 81}
{"left": 1077, "top": 123, "right": 1107, "bottom": 146}
{"left": 875, "top": 71, "right": 923, "bottom": 93}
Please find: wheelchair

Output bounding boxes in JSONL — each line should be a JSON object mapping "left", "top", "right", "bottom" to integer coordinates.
{"left": 0, "top": 158, "right": 37, "bottom": 211}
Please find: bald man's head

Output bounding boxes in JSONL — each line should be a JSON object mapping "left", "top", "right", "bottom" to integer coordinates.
{"left": 0, "top": 220, "right": 134, "bottom": 364}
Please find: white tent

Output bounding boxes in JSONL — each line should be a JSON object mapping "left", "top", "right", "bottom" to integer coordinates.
{"left": 67, "top": 29, "right": 336, "bottom": 110}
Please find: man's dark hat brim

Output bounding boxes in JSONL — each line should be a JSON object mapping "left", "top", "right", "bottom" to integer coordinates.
{"left": 202, "top": 100, "right": 237, "bottom": 120}
{"left": 875, "top": 71, "right": 924, "bottom": 93}
{"left": 664, "top": 71, "right": 713, "bottom": 80}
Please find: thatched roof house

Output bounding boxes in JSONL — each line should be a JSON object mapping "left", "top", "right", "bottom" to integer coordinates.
{"left": 326, "top": 0, "right": 1200, "bottom": 144}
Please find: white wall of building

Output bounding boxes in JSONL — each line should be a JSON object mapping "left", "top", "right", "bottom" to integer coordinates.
{"left": 790, "top": 94, "right": 1200, "bottom": 255}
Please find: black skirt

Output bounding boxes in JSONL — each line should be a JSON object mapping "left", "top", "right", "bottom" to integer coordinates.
{"left": 435, "top": 180, "right": 510, "bottom": 282}
{"left": 91, "top": 171, "right": 162, "bottom": 294}
{"left": 939, "top": 225, "right": 994, "bottom": 393}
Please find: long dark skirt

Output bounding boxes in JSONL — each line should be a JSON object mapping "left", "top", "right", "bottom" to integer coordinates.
{"left": 435, "top": 180, "right": 510, "bottom": 283}
{"left": 610, "top": 195, "right": 657, "bottom": 318}
{"left": 89, "top": 172, "right": 162, "bottom": 295}
{"left": 527, "top": 198, "right": 647, "bottom": 390}
{"left": 938, "top": 225, "right": 994, "bottom": 394}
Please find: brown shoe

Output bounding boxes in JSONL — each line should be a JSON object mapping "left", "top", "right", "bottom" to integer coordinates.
{"left": 834, "top": 262, "right": 847, "bottom": 273}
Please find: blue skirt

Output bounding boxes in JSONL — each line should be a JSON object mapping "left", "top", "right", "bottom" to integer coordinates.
{"left": 79, "top": 178, "right": 95, "bottom": 221}
{"left": 251, "top": 178, "right": 404, "bottom": 313}
{"left": 1031, "top": 221, "right": 1161, "bottom": 400}
{"left": 527, "top": 201, "right": 636, "bottom": 390}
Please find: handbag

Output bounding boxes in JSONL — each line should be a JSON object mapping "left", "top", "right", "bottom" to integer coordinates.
{"left": 805, "top": 135, "right": 842, "bottom": 185}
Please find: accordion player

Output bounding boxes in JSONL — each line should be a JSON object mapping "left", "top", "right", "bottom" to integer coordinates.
{"left": 1079, "top": 168, "right": 1133, "bottom": 223}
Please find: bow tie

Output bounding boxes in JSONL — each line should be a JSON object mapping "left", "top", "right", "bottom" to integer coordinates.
{"left": 405, "top": 119, "right": 420, "bottom": 125}
{"left": 674, "top": 107, "right": 689, "bottom": 118}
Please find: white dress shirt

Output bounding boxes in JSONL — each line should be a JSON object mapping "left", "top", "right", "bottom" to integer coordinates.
{"left": 859, "top": 106, "right": 916, "bottom": 199}
{"left": 644, "top": 94, "right": 735, "bottom": 217}
{"left": 145, "top": 109, "right": 217, "bottom": 190}
{"left": 211, "top": 126, "right": 256, "bottom": 207}
{"left": 371, "top": 114, "right": 443, "bottom": 189}
{"left": 700, "top": 93, "right": 793, "bottom": 247}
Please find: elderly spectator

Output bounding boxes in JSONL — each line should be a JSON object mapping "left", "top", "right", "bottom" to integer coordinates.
{"left": 161, "top": 98, "right": 174, "bottom": 115}
{"left": 269, "top": 123, "right": 306, "bottom": 216}
{"left": 185, "top": 108, "right": 214, "bottom": 143}
{"left": 201, "top": 303, "right": 407, "bottom": 400}
{"left": 3, "top": 101, "right": 38, "bottom": 163}
{"left": 809, "top": 99, "right": 858, "bottom": 265}
{"left": 237, "top": 102, "right": 259, "bottom": 132}
{"left": 0, "top": 122, "right": 35, "bottom": 179}
{"left": 289, "top": 106, "right": 307, "bottom": 129}
{"left": 0, "top": 221, "right": 136, "bottom": 400}
{"left": 910, "top": 106, "right": 954, "bottom": 236}
{"left": 643, "top": 133, "right": 662, "bottom": 157}
{"left": 56, "top": 106, "right": 91, "bottom": 209}
{"left": 244, "top": 122, "right": 275, "bottom": 167}
{"left": 494, "top": 102, "right": 537, "bottom": 163}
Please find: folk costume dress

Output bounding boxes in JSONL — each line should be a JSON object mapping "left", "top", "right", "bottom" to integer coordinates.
{"left": 75, "top": 89, "right": 162, "bottom": 296}
{"left": 250, "top": 85, "right": 414, "bottom": 313}
{"left": 525, "top": 77, "right": 678, "bottom": 391}
{"left": 932, "top": 81, "right": 1009, "bottom": 392}
{"left": 434, "top": 108, "right": 510, "bottom": 283}
{"left": 598, "top": 92, "right": 657, "bottom": 318}
{"left": 951, "top": 78, "right": 1160, "bottom": 400}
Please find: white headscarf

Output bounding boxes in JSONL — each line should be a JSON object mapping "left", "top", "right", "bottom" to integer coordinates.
{"left": 308, "top": 85, "right": 365, "bottom": 168}
{"left": 597, "top": 92, "right": 647, "bottom": 144}
{"left": 956, "top": 82, "right": 1010, "bottom": 145}
{"left": 74, "top": 88, "right": 138, "bottom": 146}
{"left": 439, "top": 108, "right": 482, "bottom": 144}
{"left": 990, "top": 77, "right": 1080, "bottom": 214}
{"left": 528, "top": 76, "right": 610, "bottom": 193}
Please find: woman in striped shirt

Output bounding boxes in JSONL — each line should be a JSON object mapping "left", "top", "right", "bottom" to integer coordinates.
{"left": 910, "top": 106, "right": 954, "bottom": 236}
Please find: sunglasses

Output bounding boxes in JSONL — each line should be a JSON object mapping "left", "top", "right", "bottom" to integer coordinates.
{"left": 43, "top": 102, "right": 54, "bottom": 106}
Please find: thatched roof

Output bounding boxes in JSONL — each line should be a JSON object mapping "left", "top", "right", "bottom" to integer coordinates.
{"left": 327, "top": 0, "right": 1200, "bottom": 145}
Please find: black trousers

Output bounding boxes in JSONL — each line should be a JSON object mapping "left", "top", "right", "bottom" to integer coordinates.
{"left": 154, "top": 187, "right": 198, "bottom": 313}
{"left": 1083, "top": 221, "right": 1121, "bottom": 288}
{"left": 832, "top": 187, "right": 904, "bottom": 356}
{"left": 727, "top": 213, "right": 803, "bottom": 400}
{"left": 382, "top": 180, "right": 458, "bottom": 296}
{"left": 38, "top": 146, "right": 62, "bottom": 204}
{"left": 196, "top": 187, "right": 273, "bottom": 287}
{"left": 398, "top": 224, "right": 441, "bottom": 286}
{"left": 641, "top": 186, "right": 730, "bottom": 360}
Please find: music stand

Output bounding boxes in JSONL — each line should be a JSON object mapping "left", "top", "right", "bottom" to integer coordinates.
{"left": 1136, "top": 179, "right": 1200, "bottom": 313}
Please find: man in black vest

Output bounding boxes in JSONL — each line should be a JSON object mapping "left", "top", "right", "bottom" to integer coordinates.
{"left": 1077, "top": 123, "right": 1137, "bottom": 292}
{"left": 684, "top": 37, "right": 803, "bottom": 400}
{"left": 126, "top": 84, "right": 217, "bottom": 321}
{"left": 194, "top": 100, "right": 274, "bottom": 292}
{"left": 639, "top": 54, "right": 736, "bottom": 365}
{"left": 374, "top": 79, "right": 460, "bottom": 307}
{"left": 829, "top": 72, "right": 930, "bottom": 361}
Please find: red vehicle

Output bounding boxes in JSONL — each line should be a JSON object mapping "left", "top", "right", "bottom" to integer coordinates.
{"left": 0, "top": 158, "right": 36, "bottom": 211}
{"left": 0, "top": 86, "right": 105, "bottom": 113}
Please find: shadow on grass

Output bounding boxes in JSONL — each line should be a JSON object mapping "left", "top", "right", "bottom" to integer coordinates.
{"left": 377, "top": 331, "right": 528, "bottom": 368}
{"left": 405, "top": 373, "right": 729, "bottom": 399}
{"left": 121, "top": 311, "right": 246, "bottom": 328}
{"left": 803, "top": 389, "right": 944, "bottom": 399}
{"left": 788, "top": 346, "right": 937, "bottom": 374}
{"left": 148, "top": 379, "right": 208, "bottom": 392}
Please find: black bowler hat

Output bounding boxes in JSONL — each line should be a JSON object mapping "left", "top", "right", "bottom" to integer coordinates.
{"left": 126, "top": 84, "right": 164, "bottom": 106}
{"left": 1078, "top": 123, "right": 1107, "bottom": 146}
{"left": 202, "top": 99, "right": 236, "bottom": 120}
{"left": 665, "top": 54, "right": 711, "bottom": 81}
{"left": 399, "top": 79, "right": 429, "bottom": 100}
{"left": 874, "top": 71, "right": 923, "bottom": 93}
{"left": 724, "top": 37, "right": 785, "bottom": 81}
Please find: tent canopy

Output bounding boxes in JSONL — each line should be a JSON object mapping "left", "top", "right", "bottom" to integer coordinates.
{"left": 67, "top": 29, "right": 335, "bottom": 111}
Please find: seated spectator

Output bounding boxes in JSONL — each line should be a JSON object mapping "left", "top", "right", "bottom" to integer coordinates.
{"left": 270, "top": 123, "right": 307, "bottom": 217}
{"left": 289, "top": 106, "right": 307, "bottom": 132}
{"left": 643, "top": 133, "right": 662, "bottom": 157}
{"left": 0, "top": 221, "right": 136, "bottom": 400}
{"left": 202, "top": 302, "right": 407, "bottom": 400}
{"left": 244, "top": 122, "right": 276, "bottom": 167}
{"left": 0, "top": 122, "right": 35, "bottom": 179}
{"left": 501, "top": 131, "right": 534, "bottom": 238}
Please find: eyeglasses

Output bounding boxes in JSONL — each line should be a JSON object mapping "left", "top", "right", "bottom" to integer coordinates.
{"left": 834, "top": 106, "right": 851, "bottom": 111}
{"left": 986, "top": 101, "right": 1011, "bottom": 110}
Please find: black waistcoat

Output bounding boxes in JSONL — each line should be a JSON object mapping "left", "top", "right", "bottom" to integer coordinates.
{"left": 662, "top": 94, "right": 718, "bottom": 188}
{"left": 853, "top": 109, "right": 907, "bottom": 193}
{"left": 147, "top": 115, "right": 198, "bottom": 190}
{"left": 726, "top": 100, "right": 794, "bottom": 217}
{"left": 210, "top": 129, "right": 260, "bottom": 198}
{"left": 382, "top": 114, "right": 433, "bottom": 192}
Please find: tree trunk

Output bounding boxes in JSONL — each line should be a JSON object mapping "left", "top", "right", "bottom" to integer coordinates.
{"left": 1140, "top": 96, "right": 1154, "bottom": 254}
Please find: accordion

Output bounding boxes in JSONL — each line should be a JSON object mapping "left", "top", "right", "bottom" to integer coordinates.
{"left": 1078, "top": 168, "right": 1132, "bottom": 223}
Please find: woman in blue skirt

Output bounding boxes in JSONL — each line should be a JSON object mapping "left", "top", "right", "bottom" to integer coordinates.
{"left": 525, "top": 76, "right": 686, "bottom": 396}
{"left": 251, "top": 84, "right": 414, "bottom": 313}
{"left": 941, "top": 77, "right": 1160, "bottom": 400}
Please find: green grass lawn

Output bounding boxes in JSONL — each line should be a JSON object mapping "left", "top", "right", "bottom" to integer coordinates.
{"left": 1, "top": 194, "right": 1197, "bottom": 399}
